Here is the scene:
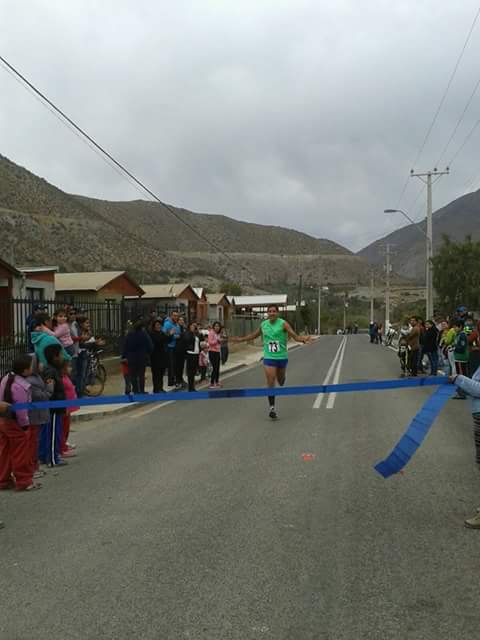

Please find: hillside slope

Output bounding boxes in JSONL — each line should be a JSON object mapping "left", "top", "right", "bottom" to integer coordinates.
{"left": 358, "top": 191, "right": 480, "bottom": 280}
{"left": 0, "top": 152, "right": 378, "bottom": 288}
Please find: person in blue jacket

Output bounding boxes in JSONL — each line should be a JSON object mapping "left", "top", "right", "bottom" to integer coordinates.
{"left": 162, "top": 311, "right": 181, "bottom": 388}
{"left": 30, "top": 314, "right": 72, "bottom": 367}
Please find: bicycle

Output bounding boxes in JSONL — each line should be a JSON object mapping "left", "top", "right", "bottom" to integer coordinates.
{"left": 84, "top": 348, "right": 107, "bottom": 397}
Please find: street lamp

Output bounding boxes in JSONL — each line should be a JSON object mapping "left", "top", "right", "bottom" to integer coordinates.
{"left": 317, "top": 285, "right": 329, "bottom": 335}
{"left": 384, "top": 208, "right": 433, "bottom": 319}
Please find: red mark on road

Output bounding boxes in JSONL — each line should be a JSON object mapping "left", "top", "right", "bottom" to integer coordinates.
{"left": 302, "top": 453, "right": 315, "bottom": 462}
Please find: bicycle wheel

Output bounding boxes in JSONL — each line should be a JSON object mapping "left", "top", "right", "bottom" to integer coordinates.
{"left": 85, "top": 371, "right": 105, "bottom": 397}
{"left": 96, "top": 364, "right": 107, "bottom": 384}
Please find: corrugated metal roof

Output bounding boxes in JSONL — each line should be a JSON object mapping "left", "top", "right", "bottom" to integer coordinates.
{"left": 19, "top": 266, "right": 59, "bottom": 273}
{"left": 55, "top": 271, "right": 126, "bottom": 292}
{"left": 233, "top": 294, "right": 288, "bottom": 306}
{"left": 138, "top": 283, "right": 198, "bottom": 300}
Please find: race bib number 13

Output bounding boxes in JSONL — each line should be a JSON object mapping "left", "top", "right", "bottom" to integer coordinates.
{"left": 268, "top": 341, "right": 280, "bottom": 353}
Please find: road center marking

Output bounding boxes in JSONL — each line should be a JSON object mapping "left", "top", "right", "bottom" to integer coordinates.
{"left": 313, "top": 336, "right": 346, "bottom": 409}
{"left": 326, "top": 336, "right": 348, "bottom": 409}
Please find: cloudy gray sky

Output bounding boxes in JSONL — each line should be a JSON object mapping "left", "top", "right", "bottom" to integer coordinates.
{"left": 1, "top": 0, "right": 480, "bottom": 251}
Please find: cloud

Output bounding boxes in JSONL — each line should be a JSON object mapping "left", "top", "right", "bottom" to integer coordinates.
{"left": 1, "top": 0, "right": 480, "bottom": 251}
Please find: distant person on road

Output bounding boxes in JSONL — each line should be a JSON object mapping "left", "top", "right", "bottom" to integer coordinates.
{"left": 174, "top": 317, "right": 187, "bottom": 390}
{"left": 377, "top": 323, "right": 383, "bottom": 345}
{"left": 220, "top": 326, "right": 230, "bottom": 366}
{"left": 231, "top": 304, "right": 312, "bottom": 420}
{"left": 368, "top": 322, "right": 377, "bottom": 344}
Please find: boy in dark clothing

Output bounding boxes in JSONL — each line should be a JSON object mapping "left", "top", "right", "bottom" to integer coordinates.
{"left": 40, "top": 344, "right": 67, "bottom": 467}
{"left": 453, "top": 320, "right": 469, "bottom": 400}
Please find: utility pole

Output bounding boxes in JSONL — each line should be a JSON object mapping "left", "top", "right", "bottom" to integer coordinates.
{"left": 384, "top": 244, "right": 391, "bottom": 330}
{"left": 296, "top": 273, "right": 303, "bottom": 332}
{"left": 410, "top": 167, "right": 449, "bottom": 319}
{"left": 343, "top": 293, "right": 348, "bottom": 333}
{"left": 317, "top": 285, "right": 321, "bottom": 335}
{"left": 370, "top": 271, "right": 375, "bottom": 324}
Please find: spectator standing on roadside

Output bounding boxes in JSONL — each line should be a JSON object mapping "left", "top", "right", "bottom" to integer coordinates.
{"left": 53, "top": 310, "right": 75, "bottom": 357}
{"left": 406, "top": 317, "right": 421, "bottom": 377}
{"left": 377, "top": 323, "right": 383, "bottom": 345}
{"left": 220, "top": 325, "right": 230, "bottom": 365}
{"left": 453, "top": 320, "right": 469, "bottom": 400}
{"left": 174, "top": 317, "right": 187, "bottom": 390}
{"left": 423, "top": 320, "right": 439, "bottom": 376}
{"left": 468, "top": 319, "right": 480, "bottom": 379}
{"left": 121, "top": 319, "right": 153, "bottom": 394}
{"left": 198, "top": 342, "right": 209, "bottom": 382}
{"left": 208, "top": 321, "right": 222, "bottom": 388}
{"left": 149, "top": 319, "right": 169, "bottom": 393}
{"left": 163, "top": 311, "right": 181, "bottom": 388}
{"left": 26, "top": 303, "right": 48, "bottom": 353}
{"left": 40, "top": 344, "right": 67, "bottom": 467}
{"left": 31, "top": 314, "right": 72, "bottom": 368}
{"left": 0, "top": 355, "right": 39, "bottom": 490}
{"left": 184, "top": 321, "right": 201, "bottom": 392}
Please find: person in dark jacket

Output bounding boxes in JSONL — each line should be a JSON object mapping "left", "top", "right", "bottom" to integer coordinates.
{"left": 40, "top": 344, "right": 67, "bottom": 467}
{"left": 148, "top": 319, "right": 169, "bottom": 393}
{"left": 184, "top": 321, "right": 200, "bottom": 392}
{"left": 422, "top": 320, "right": 439, "bottom": 375}
{"left": 122, "top": 319, "right": 153, "bottom": 394}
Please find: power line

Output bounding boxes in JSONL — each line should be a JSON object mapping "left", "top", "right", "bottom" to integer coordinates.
{"left": 0, "top": 54, "right": 244, "bottom": 273}
{"left": 448, "top": 115, "right": 480, "bottom": 166}
{"left": 435, "top": 73, "right": 480, "bottom": 166}
{"left": 396, "top": 5, "right": 480, "bottom": 207}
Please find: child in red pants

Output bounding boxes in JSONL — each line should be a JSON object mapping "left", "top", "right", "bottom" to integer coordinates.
{"left": 61, "top": 362, "right": 79, "bottom": 457}
{"left": 0, "top": 354, "right": 40, "bottom": 491}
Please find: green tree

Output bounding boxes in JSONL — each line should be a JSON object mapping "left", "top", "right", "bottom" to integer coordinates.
{"left": 432, "top": 235, "right": 480, "bottom": 312}
{"left": 220, "top": 282, "right": 242, "bottom": 296}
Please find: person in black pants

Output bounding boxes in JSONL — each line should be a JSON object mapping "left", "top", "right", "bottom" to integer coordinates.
{"left": 184, "top": 321, "right": 200, "bottom": 392}
{"left": 422, "top": 320, "right": 439, "bottom": 375}
{"left": 208, "top": 322, "right": 222, "bottom": 388}
{"left": 122, "top": 319, "right": 153, "bottom": 394}
{"left": 149, "top": 319, "right": 169, "bottom": 393}
{"left": 174, "top": 317, "right": 187, "bottom": 390}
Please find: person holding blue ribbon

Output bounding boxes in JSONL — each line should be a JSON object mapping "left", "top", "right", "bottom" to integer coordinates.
{"left": 451, "top": 367, "right": 480, "bottom": 529}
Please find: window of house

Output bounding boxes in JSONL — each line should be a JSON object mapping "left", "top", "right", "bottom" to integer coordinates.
{"left": 26, "top": 287, "right": 44, "bottom": 302}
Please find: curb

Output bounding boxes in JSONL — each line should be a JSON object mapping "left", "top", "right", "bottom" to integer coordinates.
{"left": 71, "top": 362, "right": 250, "bottom": 423}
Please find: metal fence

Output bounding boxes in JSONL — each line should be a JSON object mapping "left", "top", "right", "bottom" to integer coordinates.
{"left": 0, "top": 297, "right": 195, "bottom": 376}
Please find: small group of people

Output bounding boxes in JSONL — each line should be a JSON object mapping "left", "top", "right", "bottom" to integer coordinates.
{"left": 0, "top": 304, "right": 107, "bottom": 497}
{"left": 26, "top": 303, "right": 105, "bottom": 397}
{"left": 121, "top": 311, "right": 230, "bottom": 394}
{"left": 395, "top": 309, "right": 480, "bottom": 381}
{"left": 368, "top": 321, "right": 384, "bottom": 344}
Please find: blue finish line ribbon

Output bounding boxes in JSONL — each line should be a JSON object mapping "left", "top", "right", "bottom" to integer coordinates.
{"left": 11, "top": 376, "right": 449, "bottom": 411}
{"left": 374, "top": 384, "right": 455, "bottom": 479}
{"left": 10, "top": 376, "right": 453, "bottom": 479}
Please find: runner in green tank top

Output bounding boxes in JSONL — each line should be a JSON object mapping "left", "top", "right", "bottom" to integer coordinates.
{"left": 232, "top": 304, "right": 312, "bottom": 419}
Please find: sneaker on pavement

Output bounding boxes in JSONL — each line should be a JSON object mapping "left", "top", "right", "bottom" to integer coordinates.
{"left": 269, "top": 407, "right": 278, "bottom": 420}
{"left": 62, "top": 450, "right": 77, "bottom": 458}
{"left": 66, "top": 442, "right": 77, "bottom": 450}
{"left": 465, "top": 512, "right": 480, "bottom": 529}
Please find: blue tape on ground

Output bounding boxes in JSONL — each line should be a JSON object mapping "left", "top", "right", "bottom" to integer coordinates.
{"left": 374, "top": 384, "right": 454, "bottom": 479}
{"left": 11, "top": 375, "right": 449, "bottom": 411}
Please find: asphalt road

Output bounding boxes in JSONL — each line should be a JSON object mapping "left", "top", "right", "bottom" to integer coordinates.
{"left": 1, "top": 336, "right": 479, "bottom": 640}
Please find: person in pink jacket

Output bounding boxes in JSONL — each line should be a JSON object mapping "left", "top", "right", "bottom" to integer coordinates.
{"left": 53, "top": 310, "right": 75, "bottom": 356}
{"left": 0, "top": 354, "right": 39, "bottom": 491}
{"left": 208, "top": 322, "right": 222, "bottom": 388}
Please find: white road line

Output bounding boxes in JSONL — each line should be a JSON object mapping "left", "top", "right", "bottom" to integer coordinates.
{"left": 326, "top": 336, "right": 348, "bottom": 409}
{"left": 313, "top": 336, "right": 346, "bottom": 409}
